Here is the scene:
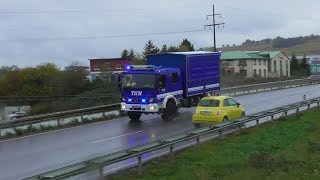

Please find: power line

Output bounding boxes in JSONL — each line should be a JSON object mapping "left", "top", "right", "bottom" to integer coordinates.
{"left": 0, "top": 29, "right": 209, "bottom": 42}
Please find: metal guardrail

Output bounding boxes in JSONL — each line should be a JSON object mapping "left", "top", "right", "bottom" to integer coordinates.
{"left": 25, "top": 96, "right": 320, "bottom": 180}
{"left": 0, "top": 104, "right": 119, "bottom": 134}
{"left": 1, "top": 78, "right": 319, "bottom": 136}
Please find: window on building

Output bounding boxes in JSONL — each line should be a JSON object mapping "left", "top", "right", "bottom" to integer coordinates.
{"left": 280, "top": 60, "right": 283, "bottom": 77}
{"left": 264, "top": 69, "right": 266, "bottom": 77}
{"left": 263, "top": 60, "right": 267, "bottom": 66}
{"left": 259, "top": 69, "right": 262, "bottom": 76}
{"left": 172, "top": 72, "right": 178, "bottom": 83}
{"left": 274, "top": 60, "right": 277, "bottom": 73}
{"left": 115, "top": 64, "right": 123, "bottom": 70}
{"left": 259, "top": 60, "right": 262, "bottom": 65}
{"left": 286, "top": 61, "right": 289, "bottom": 76}
{"left": 253, "top": 60, "right": 257, "bottom": 65}
{"left": 254, "top": 69, "right": 257, "bottom": 76}
{"left": 94, "top": 65, "right": 100, "bottom": 70}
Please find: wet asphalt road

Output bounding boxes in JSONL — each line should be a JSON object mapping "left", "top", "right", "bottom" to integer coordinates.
{"left": 1, "top": 84, "right": 320, "bottom": 180}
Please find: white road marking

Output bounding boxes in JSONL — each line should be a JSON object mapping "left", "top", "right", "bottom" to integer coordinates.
{"left": 91, "top": 131, "right": 143, "bottom": 144}
{"left": 0, "top": 116, "right": 129, "bottom": 143}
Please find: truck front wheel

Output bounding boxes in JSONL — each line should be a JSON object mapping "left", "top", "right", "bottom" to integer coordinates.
{"left": 127, "top": 112, "right": 142, "bottom": 121}
{"left": 161, "top": 99, "right": 177, "bottom": 120}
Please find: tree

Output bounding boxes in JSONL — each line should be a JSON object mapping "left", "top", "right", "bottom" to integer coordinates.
{"left": 167, "top": 46, "right": 179, "bottom": 52}
{"left": 290, "top": 53, "right": 299, "bottom": 76}
{"left": 143, "top": 40, "right": 160, "bottom": 59}
{"left": 179, "top": 38, "right": 195, "bottom": 52}
{"left": 160, "top": 45, "right": 168, "bottom": 53}
{"left": 128, "top": 49, "right": 135, "bottom": 60}
{"left": 300, "top": 53, "right": 311, "bottom": 76}
{"left": 121, "top": 49, "right": 129, "bottom": 59}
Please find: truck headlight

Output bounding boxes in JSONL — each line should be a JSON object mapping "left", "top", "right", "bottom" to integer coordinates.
{"left": 121, "top": 97, "right": 126, "bottom": 101}
{"left": 121, "top": 105, "right": 126, "bottom": 110}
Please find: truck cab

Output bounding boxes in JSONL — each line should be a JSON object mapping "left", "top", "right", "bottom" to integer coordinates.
{"left": 120, "top": 65, "right": 182, "bottom": 120}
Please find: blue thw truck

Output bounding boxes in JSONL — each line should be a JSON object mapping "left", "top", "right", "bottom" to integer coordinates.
{"left": 120, "top": 51, "right": 221, "bottom": 121}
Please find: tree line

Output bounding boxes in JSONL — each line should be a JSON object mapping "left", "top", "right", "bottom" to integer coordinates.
{"left": 241, "top": 34, "right": 320, "bottom": 48}
{"left": 120, "top": 38, "right": 195, "bottom": 64}
{"left": 0, "top": 63, "right": 119, "bottom": 115}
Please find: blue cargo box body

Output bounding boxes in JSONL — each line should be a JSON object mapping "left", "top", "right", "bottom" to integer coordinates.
{"left": 147, "top": 51, "right": 220, "bottom": 97}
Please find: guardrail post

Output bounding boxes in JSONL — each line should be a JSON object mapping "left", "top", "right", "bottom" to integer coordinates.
{"left": 219, "top": 130, "right": 223, "bottom": 141}
{"left": 103, "top": 112, "right": 106, "bottom": 118}
{"left": 284, "top": 111, "right": 288, "bottom": 117}
{"left": 308, "top": 104, "right": 310, "bottom": 109}
{"left": 196, "top": 137, "right": 200, "bottom": 150}
{"left": 170, "top": 146, "right": 174, "bottom": 162}
{"left": 271, "top": 115, "right": 274, "bottom": 120}
{"left": 57, "top": 119, "right": 61, "bottom": 127}
{"left": 256, "top": 119, "right": 259, "bottom": 126}
{"left": 99, "top": 167, "right": 104, "bottom": 180}
{"left": 80, "top": 115, "right": 84, "bottom": 123}
{"left": 138, "top": 156, "right": 142, "bottom": 175}
{"left": 296, "top": 108, "right": 299, "bottom": 115}
{"left": 318, "top": 101, "right": 320, "bottom": 107}
{"left": 238, "top": 124, "right": 242, "bottom": 135}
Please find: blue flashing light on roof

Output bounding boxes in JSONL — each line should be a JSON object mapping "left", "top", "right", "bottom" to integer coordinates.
{"left": 126, "top": 65, "right": 131, "bottom": 70}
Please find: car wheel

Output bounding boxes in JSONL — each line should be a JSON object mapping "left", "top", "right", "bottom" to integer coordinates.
{"left": 223, "top": 116, "right": 228, "bottom": 122}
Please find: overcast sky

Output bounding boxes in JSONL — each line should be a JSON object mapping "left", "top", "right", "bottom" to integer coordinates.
{"left": 0, "top": 0, "right": 319, "bottom": 68}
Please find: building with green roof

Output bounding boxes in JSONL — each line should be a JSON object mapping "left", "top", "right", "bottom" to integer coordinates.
{"left": 220, "top": 51, "right": 290, "bottom": 78}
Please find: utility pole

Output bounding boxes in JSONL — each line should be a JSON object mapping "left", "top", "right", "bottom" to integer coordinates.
{"left": 204, "top": 4, "right": 225, "bottom": 52}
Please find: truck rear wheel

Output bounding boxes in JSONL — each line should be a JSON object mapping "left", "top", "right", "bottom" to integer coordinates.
{"left": 128, "top": 112, "right": 142, "bottom": 121}
{"left": 161, "top": 100, "right": 177, "bottom": 120}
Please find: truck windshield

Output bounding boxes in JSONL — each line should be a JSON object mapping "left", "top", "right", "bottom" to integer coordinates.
{"left": 122, "top": 74, "right": 156, "bottom": 89}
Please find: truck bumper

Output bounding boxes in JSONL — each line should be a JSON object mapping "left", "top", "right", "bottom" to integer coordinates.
{"left": 120, "top": 103, "right": 160, "bottom": 113}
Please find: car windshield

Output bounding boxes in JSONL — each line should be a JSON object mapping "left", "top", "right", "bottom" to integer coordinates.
{"left": 122, "top": 74, "right": 156, "bottom": 89}
{"left": 198, "top": 100, "right": 220, "bottom": 107}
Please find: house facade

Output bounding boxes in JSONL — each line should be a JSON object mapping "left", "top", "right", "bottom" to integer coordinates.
{"left": 89, "top": 58, "right": 131, "bottom": 81}
{"left": 220, "top": 51, "right": 291, "bottom": 78}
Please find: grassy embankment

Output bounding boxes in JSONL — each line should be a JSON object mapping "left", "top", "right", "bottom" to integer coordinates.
{"left": 111, "top": 109, "right": 320, "bottom": 179}
{"left": 220, "top": 39, "right": 320, "bottom": 56}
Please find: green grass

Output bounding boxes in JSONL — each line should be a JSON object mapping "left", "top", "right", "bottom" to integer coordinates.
{"left": 110, "top": 109, "right": 320, "bottom": 180}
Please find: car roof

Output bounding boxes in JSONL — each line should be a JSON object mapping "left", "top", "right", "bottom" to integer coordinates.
{"left": 201, "top": 96, "right": 232, "bottom": 101}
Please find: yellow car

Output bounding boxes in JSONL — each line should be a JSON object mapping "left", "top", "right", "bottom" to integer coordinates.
{"left": 192, "top": 96, "right": 245, "bottom": 127}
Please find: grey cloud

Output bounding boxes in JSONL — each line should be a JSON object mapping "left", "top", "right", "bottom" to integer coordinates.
{"left": 0, "top": 0, "right": 319, "bottom": 67}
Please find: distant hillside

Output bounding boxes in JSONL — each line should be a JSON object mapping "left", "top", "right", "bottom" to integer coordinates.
{"left": 201, "top": 35, "right": 320, "bottom": 56}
